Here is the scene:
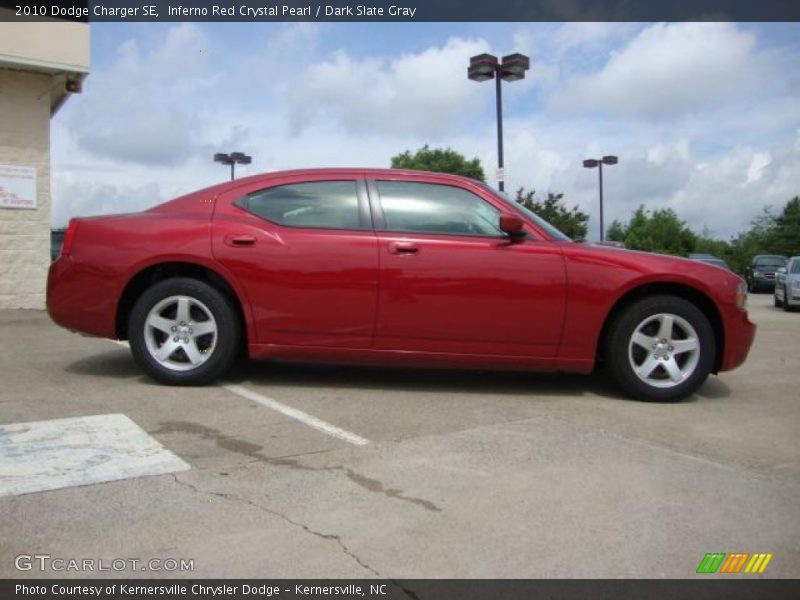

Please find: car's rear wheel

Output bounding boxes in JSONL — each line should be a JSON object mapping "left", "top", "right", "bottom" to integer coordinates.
{"left": 604, "top": 295, "right": 715, "bottom": 402}
{"left": 128, "top": 278, "right": 239, "bottom": 385}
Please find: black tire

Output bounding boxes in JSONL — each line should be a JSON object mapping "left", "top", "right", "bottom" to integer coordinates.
{"left": 604, "top": 295, "right": 716, "bottom": 402}
{"left": 775, "top": 291, "right": 783, "bottom": 308}
{"left": 783, "top": 286, "right": 792, "bottom": 312}
{"left": 128, "top": 278, "right": 240, "bottom": 385}
{"left": 747, "top": 279, "right": 754, "bottom": 293}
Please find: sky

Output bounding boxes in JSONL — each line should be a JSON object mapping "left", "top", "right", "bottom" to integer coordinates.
{"left": 51, "top": 21, "right": 800, "bottom": 240}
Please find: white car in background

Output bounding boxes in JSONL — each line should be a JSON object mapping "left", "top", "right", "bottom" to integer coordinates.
{"left": 774, "top": 256, "right": 800, "bottom": 311}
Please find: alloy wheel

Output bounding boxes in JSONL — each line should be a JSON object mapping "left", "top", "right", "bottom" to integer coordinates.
{"left": 143, "top": 295, "right": 217, "bottom": 372}
{"left": 628, "top": 313, "right": 701, "bottom": 389}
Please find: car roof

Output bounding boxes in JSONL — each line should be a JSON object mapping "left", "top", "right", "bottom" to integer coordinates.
{"left": 172, "top": 168, "right": 486, "bottom": 203}
{"left": 150, "top": 168, "right": 487, "bottom": 213}
{"left": 228, "top": 167, "right": 479, "bottom": 186}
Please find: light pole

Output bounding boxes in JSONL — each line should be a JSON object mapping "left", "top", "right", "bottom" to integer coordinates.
{"left": 468, "top": 53, "right": 529, "bottom": 193}
{"left": 214, "top": 152, "right": 252, "bottom": 180}
{"left": 583, "top": 155, "right": 618, "bottom": 241}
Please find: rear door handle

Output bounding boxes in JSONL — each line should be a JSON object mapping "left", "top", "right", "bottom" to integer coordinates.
{"left": 389, "top": 242, "right": 419, "bottom": 255}
{"left": 225, "top": 234, "right": 256, "bottom": 247}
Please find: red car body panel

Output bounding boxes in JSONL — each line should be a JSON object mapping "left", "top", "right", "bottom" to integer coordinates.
{"left": 47, "top": 168, "right": 756, "bottom": 377}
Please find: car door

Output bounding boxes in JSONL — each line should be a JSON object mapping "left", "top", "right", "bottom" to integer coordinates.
{"left": 212, "top": 175, "right": 378, "bottom": 348}
{"left": 369, "top": 178, "right": 567, "bottom": 358}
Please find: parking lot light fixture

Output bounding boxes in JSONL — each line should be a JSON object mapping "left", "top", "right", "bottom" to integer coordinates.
{"left": 583, "top": 155, "right": 619, "bottom": 241}
{"left": 214, "top": 152, "right": 252, "bottom": 181}
{"left": 468, "top": 52, "right": 530, "bottom": 192}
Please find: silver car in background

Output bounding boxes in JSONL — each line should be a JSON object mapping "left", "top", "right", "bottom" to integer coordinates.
{"left": 774, "top": 256, "right": 800, "bottom": 311}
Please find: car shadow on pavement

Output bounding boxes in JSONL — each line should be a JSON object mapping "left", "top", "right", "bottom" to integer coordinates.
{"left": 228, "top": 359, "right": 629, "bottom": 401}
{"left": 692, "top": 376, "right": 732, "bottom": 400}
{"left": 66, "top": 349, "right": 146, "bottom": 380}
{"left": 64, "top": 349, "right": 731, "bottom": 403}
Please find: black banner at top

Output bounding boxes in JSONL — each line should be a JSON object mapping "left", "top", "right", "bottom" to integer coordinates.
{"left": 2, "top": 0, "right": 800, "bottom": 22}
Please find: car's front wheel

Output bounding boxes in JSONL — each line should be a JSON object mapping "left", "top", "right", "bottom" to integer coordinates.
{"left": 128, "top": 278, "right": 240, "bottom": 385}
{"left": 604, "top": 295, "right": 715, "bottom": 402}
{"left": 783, "top": 286, "right": 792, "bottom": 312}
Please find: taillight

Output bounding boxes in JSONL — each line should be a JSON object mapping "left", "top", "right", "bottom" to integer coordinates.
{"left": 60, "top": 219, "right": 79, "bottom": 257}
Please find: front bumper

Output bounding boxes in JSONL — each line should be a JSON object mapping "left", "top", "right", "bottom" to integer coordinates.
{"left": 719, "top": 307, "right": 756, "bottom": 372}
{"left": 751, "top": 275, "right": 777, "bottom": 290}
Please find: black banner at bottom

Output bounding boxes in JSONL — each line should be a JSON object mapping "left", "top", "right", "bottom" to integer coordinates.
{"left": 4, "top": 579, "right": 800, "bottom": 600}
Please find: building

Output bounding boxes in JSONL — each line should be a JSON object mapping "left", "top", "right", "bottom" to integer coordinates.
{"left": 0, "top": 14, "right": 89, "bottom": 309}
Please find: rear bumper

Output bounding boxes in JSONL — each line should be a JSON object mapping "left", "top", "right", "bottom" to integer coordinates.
{"left": 719, "top": 307, "right": 756, "bottom": 372}
{"left": 47, "top": 256, "right": 117, "bottom": 338}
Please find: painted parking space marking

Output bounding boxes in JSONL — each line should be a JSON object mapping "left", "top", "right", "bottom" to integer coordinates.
{"left": 105, "top": 340, "right": 369, "bottom": 446}
{"left": 0, "top": 414, "right": 189, "bottom": 497}
{"left": 222, "top": 383, "right": 370, "bottom": 446}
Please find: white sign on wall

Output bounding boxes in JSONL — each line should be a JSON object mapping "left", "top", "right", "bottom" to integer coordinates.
{"left": 0, "top": 164, "right": 37, "bottom": 210}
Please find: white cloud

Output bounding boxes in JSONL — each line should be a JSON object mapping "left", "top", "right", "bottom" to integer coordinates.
{"left": 66, "top": 24, "right": 213, "bottom": 166}
{"left": 746, "top": 152, "right": 771, "bottom": 183}
{"left": 51, "top": 178, "right": 164, "bottom": 226}
{"left": 554, "top": 23, "right": 762, "bottom": 119}
{"left": 287, "top": 37, "right": 490, "bottom": 136}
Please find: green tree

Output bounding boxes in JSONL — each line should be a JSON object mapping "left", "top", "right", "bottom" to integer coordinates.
{"left": 606, "top": 219, "right": 626, "bottom": 242}
{"left": 390, "top": 145, "right": 486, "bottom": 181}
{"left": 693, "top": 227, "right": 731, "bottom": 259}
{"left": 768, "top": 196, "right": 800, "bottom": 257}
{"left": 726, "top": 207, "right": 777, "bottom": 273}
{"left": 610, "top": 205, "right": 696, "bottom": 256}
{"left": 515, "top": 187, "right": 589, "bottom": 240}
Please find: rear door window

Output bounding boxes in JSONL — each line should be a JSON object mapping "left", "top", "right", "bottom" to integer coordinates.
{"left": 237, "top": 181, "right": 363, "bottom": 230}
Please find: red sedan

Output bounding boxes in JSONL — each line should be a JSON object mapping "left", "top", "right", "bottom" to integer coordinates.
{"left": 47, "top": 168, "right": 755, "bottom": 401}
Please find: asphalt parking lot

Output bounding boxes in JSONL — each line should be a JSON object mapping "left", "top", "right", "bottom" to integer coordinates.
{"left": 1, "top": 293, "right": 799, "bottom": 579}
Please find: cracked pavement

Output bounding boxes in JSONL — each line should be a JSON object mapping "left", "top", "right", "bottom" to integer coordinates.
{"left": 1, "top": 293, "right": 799, "bottom": 578}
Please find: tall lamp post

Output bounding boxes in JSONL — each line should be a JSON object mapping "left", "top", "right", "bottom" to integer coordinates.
{"left": 214, "top": 152, "right": 252, "bottom": 180}
{"left": 468, "top": 53, "right": 529, "bottom": 192}
{"left": 583, "top": 155, "right": 618, "bottom": 241}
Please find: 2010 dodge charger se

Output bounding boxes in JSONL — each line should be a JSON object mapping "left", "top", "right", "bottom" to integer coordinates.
{"left": 47, "top": 168, "right": 756, "bottom": 401}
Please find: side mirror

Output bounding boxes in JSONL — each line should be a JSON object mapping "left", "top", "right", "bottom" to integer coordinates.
{"left": 499, "top": 214, "right": 525, "bottom": 238}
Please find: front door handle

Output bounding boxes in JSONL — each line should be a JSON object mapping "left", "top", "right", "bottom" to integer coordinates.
{"left": 225, "top": 234, "right": 256, "bottom": 247}
{"left": 389, "top": 242, "right": 419, "bottom": 255}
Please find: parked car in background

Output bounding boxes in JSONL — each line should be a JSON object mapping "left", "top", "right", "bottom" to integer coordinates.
{"left": 745, "top": 255, "right": 787, "bottom": 292}
{"left": 774, "top": 257, "right": 800, "bottom": 311}
{"left": 687, "top": 255, "right": 731, "bottom": 270}
{"left": 47, "top": 168, "right": 756, "bottom": 402}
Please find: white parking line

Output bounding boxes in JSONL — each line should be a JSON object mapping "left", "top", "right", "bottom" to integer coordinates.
{"left": 222, "top": 383, "right": 370, "bottom": 446}
{"left": 107, "top": 339, "right": 369, "bottom": 446}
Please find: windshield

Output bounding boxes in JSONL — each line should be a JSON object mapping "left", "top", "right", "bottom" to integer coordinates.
{"left": 791, "top": 260, "right": 800, "bottom": 274}
{"left": 756, "top": 256, "right": 786, "bottom": 267}
{"left": 479, "top": 183, "right": 572, "bottom": 241}
{"left": 699, "top": 259, "right": 728, "bottom": 269}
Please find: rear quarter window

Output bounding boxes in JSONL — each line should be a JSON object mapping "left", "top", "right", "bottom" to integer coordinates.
{"left": 236, "top": 181, "right": 363, "bottom": 230}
